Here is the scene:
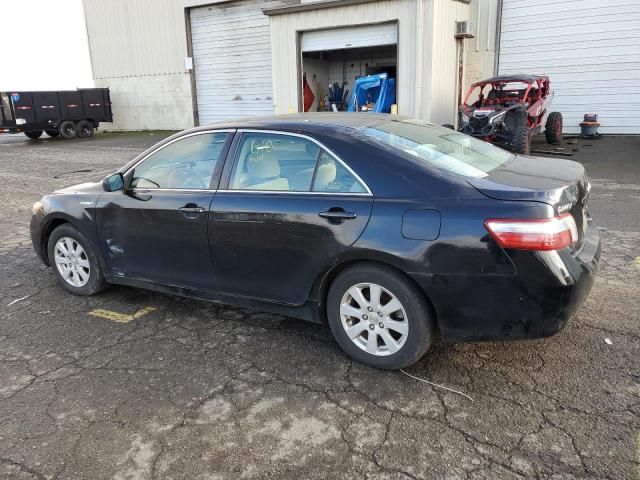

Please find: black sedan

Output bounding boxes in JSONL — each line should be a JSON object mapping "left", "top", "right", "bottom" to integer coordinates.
{"left": 30, "top": 114, "right": 600, "bottom": 369}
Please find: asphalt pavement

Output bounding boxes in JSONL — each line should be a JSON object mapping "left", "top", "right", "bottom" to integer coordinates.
{"left": 0, "top": 130, "right": 638, "bottom": 479}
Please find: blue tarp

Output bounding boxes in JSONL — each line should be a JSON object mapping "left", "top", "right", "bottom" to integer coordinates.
{"left": 347, "top": 73, "right": 396, "bottom": 113}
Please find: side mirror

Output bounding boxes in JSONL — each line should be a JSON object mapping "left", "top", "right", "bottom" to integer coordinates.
{"left": 102, "top": 172, "right": 124, "bottom": 192}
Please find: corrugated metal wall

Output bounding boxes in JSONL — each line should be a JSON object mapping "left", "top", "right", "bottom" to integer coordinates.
{"left": 499, "top": 0, "right": 640, "bottom": 134}
{"left": 83, "top": 0, "right": 188, "bottom": 78}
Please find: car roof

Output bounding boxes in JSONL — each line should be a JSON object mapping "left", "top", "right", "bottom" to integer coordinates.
{"left": 187, "top": 113, "right": 412, "bottom": 135}
{"left": 474, "top": 74, "right": 547, "bottom": 85}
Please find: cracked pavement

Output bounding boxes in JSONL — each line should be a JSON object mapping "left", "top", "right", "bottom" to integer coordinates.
{"left": 0, "top": 131, "right": 638, "bottom": 479}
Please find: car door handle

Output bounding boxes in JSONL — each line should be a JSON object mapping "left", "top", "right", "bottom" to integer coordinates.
{"left": 178, "top": 205, "right": 206, "bottom": 214}
{"left": 319, "top": 209, "right": 357, "bottom": 222}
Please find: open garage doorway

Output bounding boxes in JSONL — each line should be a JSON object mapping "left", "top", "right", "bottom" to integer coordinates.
{"left": 300, "top": 23, "right": 398, "bottom": 113}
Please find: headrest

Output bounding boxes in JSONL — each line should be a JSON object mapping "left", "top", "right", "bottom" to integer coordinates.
{"left": 314, "top": 158, "right": 337, "bottom": 190}
{"left": 247, "top": 150, "right": 280, "bottom": 180}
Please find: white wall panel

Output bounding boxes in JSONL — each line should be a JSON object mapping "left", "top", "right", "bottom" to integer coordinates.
{"left": 499, "top": 0, "right": 640, "bottom": 134}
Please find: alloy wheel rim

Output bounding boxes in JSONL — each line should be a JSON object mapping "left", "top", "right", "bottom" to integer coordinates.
{"left": 339, "top": 282, "right": 409, "bottom": 356}
{"left": 54, "top": 237, "right": 90, "bottom": 287}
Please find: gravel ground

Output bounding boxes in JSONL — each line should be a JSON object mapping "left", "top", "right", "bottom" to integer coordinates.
{"left": 0, "top": 131, "right": 638, "bottom": 480}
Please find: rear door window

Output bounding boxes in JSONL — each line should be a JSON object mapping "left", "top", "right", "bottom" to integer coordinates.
{"left": 228, "top": 132, "right": 368, "bottom": 194}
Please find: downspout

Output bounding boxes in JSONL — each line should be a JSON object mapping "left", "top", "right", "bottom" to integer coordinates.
{"left": 455, "top": 36, "right": 464, "bottom": 127}
{"left": 415, "top": 0, "right": 426, "bottom": 119}
{"left": 493, "top": 0, "right": 503, "bottom": 75}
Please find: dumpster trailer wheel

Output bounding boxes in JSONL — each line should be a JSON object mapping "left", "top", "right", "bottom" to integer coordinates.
{"left": 45, "top": 129, "right": 60, "bottom": 138}
{"left": 58, "top": 121, "right": 76, "bottom": 139}
{"left": 24, "top": 130, "right": 43, "bottom": 140}
{"left": 76, "top": 120, "right": 94, "bottom": 139}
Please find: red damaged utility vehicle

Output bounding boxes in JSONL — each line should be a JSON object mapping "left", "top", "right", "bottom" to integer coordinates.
{"left": 458, "top": 74, "right": 563, "bottom": 155}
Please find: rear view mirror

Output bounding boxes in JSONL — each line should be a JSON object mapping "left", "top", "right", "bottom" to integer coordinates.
{"left": 102, "top": 172, "right": 124, "bottom": 192}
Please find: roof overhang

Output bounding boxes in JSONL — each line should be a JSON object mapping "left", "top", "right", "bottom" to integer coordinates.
{"left": 264, "top": 0, "right": 470, "bottom": 16}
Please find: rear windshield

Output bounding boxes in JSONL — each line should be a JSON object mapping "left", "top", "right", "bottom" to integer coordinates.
{"left": 361, "top": 119, "right": 514, "bottom": 178}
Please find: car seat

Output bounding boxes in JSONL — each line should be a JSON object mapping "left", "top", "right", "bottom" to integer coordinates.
{"left": 246, "top": 150, "right": 289, "bottom": 190}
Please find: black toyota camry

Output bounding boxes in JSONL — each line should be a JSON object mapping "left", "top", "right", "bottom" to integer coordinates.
{"left": 30, "top": 114, "right": 600, "bottom": 369}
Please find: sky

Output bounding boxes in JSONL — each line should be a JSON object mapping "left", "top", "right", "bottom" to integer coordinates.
{"left": 0, "top": 0, "right": 94, "bottom": 91}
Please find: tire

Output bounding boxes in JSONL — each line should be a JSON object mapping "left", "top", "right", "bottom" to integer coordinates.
{"left": 326, "top": 263, "right": 435, "bottom": 369}
{"left": 45, "top": 129, "right": 60, "bottom": 138}
{"left": 47, "top": 224, "right": 107, "bottom": 296}
{"left": 545, "top": 112, "right": 563, "bottom": 144}
{"left": 511, "top": 125, "right": 531, "bottom": 155}
{"left": 24, "top": 130, "right": 43, "bottom": 140}
{"left": 58, "top": 120, "right": 76, "bottom": 139}
{"left": 76, "top": 120, "right": 94, "bottom": 138}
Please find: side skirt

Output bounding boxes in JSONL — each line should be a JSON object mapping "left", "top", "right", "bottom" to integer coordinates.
{"left": 108, "top": 275, "right": 322, "bottom": 324}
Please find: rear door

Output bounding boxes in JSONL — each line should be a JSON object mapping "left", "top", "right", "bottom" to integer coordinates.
{"left": 209, "top": 131, "right": 373, "bottom": 305}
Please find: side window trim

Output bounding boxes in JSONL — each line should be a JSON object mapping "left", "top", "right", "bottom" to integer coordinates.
{"left": 218, "top": 129, "right": 372, "bottom": 195}
{"left": 123, "top": 129, "right": 236, "bottom": 191}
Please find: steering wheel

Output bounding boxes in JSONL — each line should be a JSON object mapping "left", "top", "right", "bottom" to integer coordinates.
{"left": 167, "top": 167, "right": 207, "bottom": 189}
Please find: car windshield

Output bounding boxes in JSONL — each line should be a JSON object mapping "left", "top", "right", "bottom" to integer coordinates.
{"left": 361, "top": 119, "right": 514, "bottom": 178}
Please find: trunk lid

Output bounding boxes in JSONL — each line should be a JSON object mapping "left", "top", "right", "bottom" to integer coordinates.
{"left": 468, "top": 155, "right": 591, "bottom": 245}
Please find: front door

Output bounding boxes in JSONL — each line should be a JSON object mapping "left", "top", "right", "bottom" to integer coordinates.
{"left": 96, "top": 131, "right": 232, "bottom": 289}
{"left": 210, "top": 131, "right": 373, "bottom": 305}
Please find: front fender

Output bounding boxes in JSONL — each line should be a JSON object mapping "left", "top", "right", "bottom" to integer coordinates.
{"left": 30, "top": 194, "right": 104, "bottom": 272}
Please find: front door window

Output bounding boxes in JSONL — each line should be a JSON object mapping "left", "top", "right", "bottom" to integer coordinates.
{"left": 131, "top": 132, "right": 230, "bottom": 190}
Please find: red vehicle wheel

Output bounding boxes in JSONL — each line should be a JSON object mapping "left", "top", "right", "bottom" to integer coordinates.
{"left": 545, "top": 112, "right": 563, "bottom": 144}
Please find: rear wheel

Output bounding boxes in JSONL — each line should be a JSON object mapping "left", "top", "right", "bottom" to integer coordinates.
{"left": 327, "top": 263, "right": 435, "bottom": 369}
{"left": 76, "top": 120, "right": 94, "bottom": 138}
{"left": 545, "top": 112, "right": 563, "bottom": 144}
{"left": 45, "top": 129, "right": 59, "bottom": 138}
{"left": 512, "top": 125, "right": 531, "bottom": 155}
{"left": 58, "top": 120, "right": 76, "bottom": 139}
{"left": 47, "top": 224, "right": 107, "bottom": 295}
{"left": 24, "top": 130, "right": 43, "bottom": 140}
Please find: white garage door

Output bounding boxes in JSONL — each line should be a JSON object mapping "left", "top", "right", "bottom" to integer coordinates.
{"left": 190, "top": 0, "right": 274, "bottom": 124}
{"left": 499, "top": 0, "right": 640, "bottom": 134}
{"left": 301, "top": 23, "right": 398, "bottom": 53}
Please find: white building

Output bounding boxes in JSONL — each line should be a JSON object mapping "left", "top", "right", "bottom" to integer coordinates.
{"left": 82, "top": 0, "right": 640, "bottom": 134}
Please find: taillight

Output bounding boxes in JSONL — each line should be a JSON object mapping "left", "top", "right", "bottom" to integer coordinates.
{"left": 485, "top": 213, "right": 578, "bottom": 251}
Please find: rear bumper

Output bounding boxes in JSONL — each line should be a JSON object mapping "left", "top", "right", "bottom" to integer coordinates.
{"left": 412, "top": 218, "right": 601, "bottom": 343}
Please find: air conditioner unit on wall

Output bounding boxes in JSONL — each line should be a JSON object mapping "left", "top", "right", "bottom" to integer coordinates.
{"left": 455, "top": 21, "right": 475, "bottom": 39}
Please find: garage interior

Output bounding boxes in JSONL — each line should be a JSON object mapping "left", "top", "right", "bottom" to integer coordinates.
{"left": 300, "top": 23, "right": 398, "bottom": 113}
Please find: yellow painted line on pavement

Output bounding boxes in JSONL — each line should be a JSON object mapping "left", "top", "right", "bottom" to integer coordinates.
{"left": 88, "top": 306, "right": 156, "bottom": 323}
{"left": 635, "top": 256, "right": 640, "bottom": 270}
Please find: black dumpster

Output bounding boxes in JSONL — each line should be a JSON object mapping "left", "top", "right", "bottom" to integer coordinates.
{"left": 0, "top": 88, "right": 112, "bottom": 139}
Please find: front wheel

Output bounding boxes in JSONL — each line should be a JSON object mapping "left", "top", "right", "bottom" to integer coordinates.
{"left": 327, "top": 264, "right": 435, "bottom": 369}
{"left": 47, "top": 224, "right": 107, "bottom": 295}
{"left": 24, "top": 130, "right": 43, "bottom": 140}
{"left": 511, "top": 125, "right": 531, "bottom": 155}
